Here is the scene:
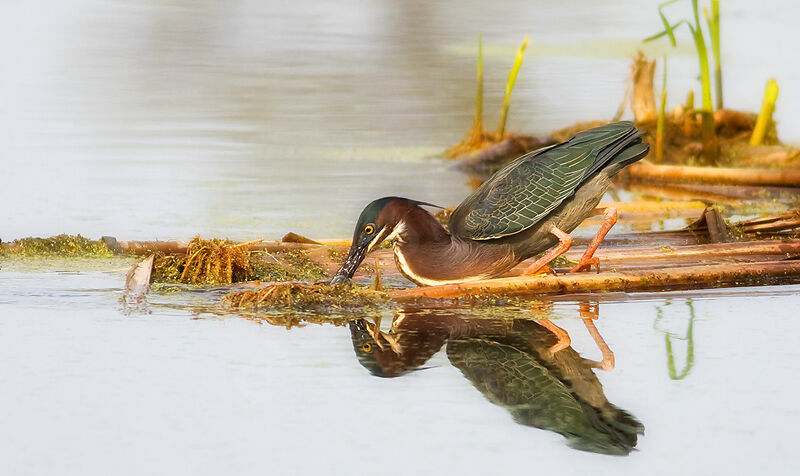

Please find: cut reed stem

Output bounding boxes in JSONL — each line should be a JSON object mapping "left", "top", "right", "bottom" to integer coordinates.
{"left": 750, "top": 78, "right": 779, "bottom": 146}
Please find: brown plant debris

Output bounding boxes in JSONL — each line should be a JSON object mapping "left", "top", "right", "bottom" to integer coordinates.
{"left": 630, "top": 51, "right": 657, "bottom": 124}
{"left": 151, "top": 236, "right": 256, "bottom": 285}
{"left": 281, "top": 232, "right": 321, "bottom": 245}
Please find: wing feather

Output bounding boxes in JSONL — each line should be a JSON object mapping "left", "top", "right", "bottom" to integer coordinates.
{"left": 449, "top": 122, "right": 645, "bottom": 240}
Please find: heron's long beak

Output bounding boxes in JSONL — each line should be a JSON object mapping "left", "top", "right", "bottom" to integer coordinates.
{"left": 330, "top": 227, "right": 390, "bottom": 284}
{"left": 330, "top": 242, "right": 369, "bottom": 284}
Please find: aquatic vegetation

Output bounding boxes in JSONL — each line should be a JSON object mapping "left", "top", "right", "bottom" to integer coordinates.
{"left": 445, "top": 35, "right": 532, "bottom": 158}
{"left": 704, "top": 0, "right": 722, "bottom": 109}
{"left": 223, "top": 282, "right": 389, "bottom": 313}
{"left": 1, "top": 234, "right": 113, "bottom": 257}
{"left": 496, "top": 36, "right": 530, "bottom": 138}
{"left": 149, "top": 238, "right": 329, "bottom": 285}
{"left": 645, "top": 0, "right": 719, "bottom": 161}
{"left": 250, "top": 249, "right": 329, "bottom": 282}
{"left": 617, "top": 50, "right": 792, "bottom": 171}
{"left": 176, "top": 237, "right": 254, "bottom": 284}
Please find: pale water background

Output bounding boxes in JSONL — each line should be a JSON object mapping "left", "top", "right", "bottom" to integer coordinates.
{"left": 2, "top": 1, "right": 800, "bottom": 474}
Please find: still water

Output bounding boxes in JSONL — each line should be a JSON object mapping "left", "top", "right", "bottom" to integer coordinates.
{"left": 2, "top": 0, "right": 800, "bottom": 474}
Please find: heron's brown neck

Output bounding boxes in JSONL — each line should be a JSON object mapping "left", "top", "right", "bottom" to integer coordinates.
{"left": 390, "top": 204, "right": 451, "bottom": 246}
{"left": 387, "top": 204, "right": 517, "bottom": 286}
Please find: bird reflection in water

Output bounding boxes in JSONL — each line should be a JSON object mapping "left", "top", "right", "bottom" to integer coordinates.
{"left": 349, "top": 303, "right": 644, "bottom": 455}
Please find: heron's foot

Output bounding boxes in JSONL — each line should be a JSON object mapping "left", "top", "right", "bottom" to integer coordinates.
{"left": 523, "top": 264, "right": 556, "bottom": 276}
{"left": 569, "top": 257, "right": 600, "bottom": 273}
{"left": 589, "top": 358, "right": 615, "bottom": 371}
{"left": 582, "top": 317, "right": 615, "bottom": 371}
{"left": 571, "top": 207, "right": 617, "bottom": 274}
{"left": 523, "top": 227, "right": 572, "bottom": 276}
{"left": 538, "top": 319, "right": 571, "bottom": 358}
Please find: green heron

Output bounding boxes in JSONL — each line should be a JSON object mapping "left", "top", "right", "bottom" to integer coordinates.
{"left": 349, "top": 310, "right": 644, "bottom": 455}
{"left": 331, "top": 122, "right": 649, "bottom": 286}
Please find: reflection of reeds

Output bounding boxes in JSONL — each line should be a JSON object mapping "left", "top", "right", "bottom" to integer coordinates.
{"left": 750, "top": 78, "right": 779, "bottom": 146}
{"left": 497, "top": 36, "right": 530, "bottom": 138}
{"left": 655, "top": 300, "right": 695, "bottom": 380}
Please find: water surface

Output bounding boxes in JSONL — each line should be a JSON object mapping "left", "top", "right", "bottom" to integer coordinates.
{"left": 2, "top": 1, "right": 799, "bottom": 474}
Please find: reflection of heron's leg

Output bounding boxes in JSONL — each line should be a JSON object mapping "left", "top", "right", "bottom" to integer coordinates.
{"left": 581, "top": 315, "right": 615, "bottom": 371}
{"left": 523, "top": 227, "right": 572, "bottom": 275}
{"left": 538, "top": 319, "right": 571, "bottom": 357}
{"left": 570, "top": 207, "right": 617, "bottom": 273}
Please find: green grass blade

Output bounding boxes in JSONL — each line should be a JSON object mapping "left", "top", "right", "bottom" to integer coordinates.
{"left": 496, "top": 36, "right": 530, "bottom": 137}
{"left": 474, "top": 32, "right": 483, "bottom": 133}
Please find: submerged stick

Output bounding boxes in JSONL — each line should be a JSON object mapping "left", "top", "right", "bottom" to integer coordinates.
{"left": 750, "top": 78, "right": 779, "bottom": 146}
{"left": 627, "top": 161, "right": 800, "bottom": 187}
{"left": 497, "top": 36, "right": 530, "bottom": 138}
{"left": 388, "top": 260, "right": 800, "bottom": 300}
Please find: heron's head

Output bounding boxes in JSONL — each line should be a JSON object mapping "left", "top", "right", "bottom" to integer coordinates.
{"left": 330, "top": 197, "right": 438, "bottom": 284}
{"left": 348, "top": 319, "right": 409, "bottom": 378}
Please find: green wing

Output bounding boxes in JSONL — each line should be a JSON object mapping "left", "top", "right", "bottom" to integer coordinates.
{"left": 447, "top": 337, "right": 641, "bottom": 455}
{"left": 449, "top": 122, "right": 642, "bottom": 240}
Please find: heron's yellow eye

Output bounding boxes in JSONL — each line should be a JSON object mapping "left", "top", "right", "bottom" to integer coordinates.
{"left": 364, "top": 225, "right": 375, "bottom": 235}
{"left": 362, "top": 343, "right": 373, "bottom": 352}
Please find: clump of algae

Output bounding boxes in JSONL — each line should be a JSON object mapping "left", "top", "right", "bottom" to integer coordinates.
{"left": 223, "top": 282, "right": 388, "bottom": 313}
{"left": 151, "top": 236, "right": 252, "bottom": 285}
{"left": 150, "top": 237, "right": 331, "bottom": 285}
{"left": 1, "top": 234, "right": 113, "bottom": 257}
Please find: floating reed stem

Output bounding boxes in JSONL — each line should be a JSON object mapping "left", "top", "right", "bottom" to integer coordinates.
{"left": 627, "top": 161, "right": 800, "bottom": 187}
{"left": 750, "top": 78, "right": 779, "bottom": 146}
{"left": 497, "top": 36, "right": 530, "bottom": 138}
{"left": 563, "top": 239, "right": 800, "bottom": 264}
{"left": 388, "top": 260, "right": 800, "bottom": 300}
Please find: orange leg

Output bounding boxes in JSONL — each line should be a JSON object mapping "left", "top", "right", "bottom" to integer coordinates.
{"left": 523, "top": 226, "right": 573, "bottom": 275}
{"left": 538, "top": 319, "right": 571, "bottom": 357}
{"left": 579, "top": 302, "right": 615, "bottom": 370}
{"left": 570, "top": 207, "right": 618, "bottom": 273}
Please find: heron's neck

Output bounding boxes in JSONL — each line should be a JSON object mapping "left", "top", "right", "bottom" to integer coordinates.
{"left": 394, "top": 206, "right": 451, "bottom": 246}
{"left": 391, "top": 207, "right": 516, "bottom": 286}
